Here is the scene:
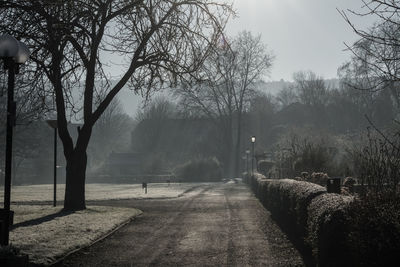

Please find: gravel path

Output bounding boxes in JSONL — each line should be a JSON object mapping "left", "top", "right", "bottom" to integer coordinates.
{"left": 54, "top": 182, "right": 304, "bottom": 266}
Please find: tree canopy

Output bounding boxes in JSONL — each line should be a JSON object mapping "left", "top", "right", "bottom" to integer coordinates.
{"left": 0, "top": 0, "right": 233, "bottom": 210}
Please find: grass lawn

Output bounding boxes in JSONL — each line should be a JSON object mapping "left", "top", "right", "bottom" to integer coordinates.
{"left": 0, "top": 182, "right": 201, "bottom": 203}
{"left": 9, "top": 205, "right": 142, "bottom": 265}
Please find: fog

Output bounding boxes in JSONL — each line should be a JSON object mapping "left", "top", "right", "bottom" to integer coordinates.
{"left": 1, "top": 1, "right": 400, "bottom": 265}
{"left": 0, "top": 0, "right": 397, "bottom": 192}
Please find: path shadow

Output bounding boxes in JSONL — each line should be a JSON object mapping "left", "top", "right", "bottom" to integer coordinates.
{"left": 11, "top": 210, "right": 74, "bottom": 229}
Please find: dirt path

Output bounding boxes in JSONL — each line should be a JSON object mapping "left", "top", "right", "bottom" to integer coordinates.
{"left": 54, "top": 183, "right": 304, "bottom": 266}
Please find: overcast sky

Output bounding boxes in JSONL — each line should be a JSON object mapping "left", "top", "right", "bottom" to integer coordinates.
{"left": 226, "top": 0, "right": 378, "bottom": 81}
{"left": 117, "top": 0, "right": 379, "bottom": 116}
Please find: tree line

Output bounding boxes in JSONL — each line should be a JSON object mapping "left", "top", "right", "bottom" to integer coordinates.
{"left": 1, "top": 0, "right": 400, "bottom": 211}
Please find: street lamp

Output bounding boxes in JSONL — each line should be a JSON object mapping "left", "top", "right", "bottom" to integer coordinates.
{"left": 251, "top": 136, "right": 256, "bottom": 175}
{"left": 0, "top": 34, "right": 29, "bottom": 246}
{"left": 46, "top": 120, "right": 58, "bottom": 207}
{"left": 245, "top": 149, "right": 250, "bottom": 175}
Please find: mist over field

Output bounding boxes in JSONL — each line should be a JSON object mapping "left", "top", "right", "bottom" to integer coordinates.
{"left": 1, "top": 1, "right": 400, "bottom": 266}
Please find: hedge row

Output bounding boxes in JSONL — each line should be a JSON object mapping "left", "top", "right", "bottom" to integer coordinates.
{"left": 247, "top": 172, "right": 355, "bottom": 266}
{"left": 307, "top": 193, "right": 354, "bottom": 266}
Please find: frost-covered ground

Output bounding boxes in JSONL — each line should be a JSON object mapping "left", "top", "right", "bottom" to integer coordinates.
{"left": 0, "top": 183, "right": 204, "bottom": 265}
{"left": 0, "top": 182, "right": 202, "bottom": 203}
{"left": 10, "top": 205, "right": 141, "bottom": 265}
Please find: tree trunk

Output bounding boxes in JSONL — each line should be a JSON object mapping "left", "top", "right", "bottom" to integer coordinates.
{"left": 64, "top": 150, "right": 87, "bottom": 211}
{"left": 233, "top": 114, "right": 242, "bottom": 177}
{"left": 223, "top": 133, "right": 233, "bottom": 177}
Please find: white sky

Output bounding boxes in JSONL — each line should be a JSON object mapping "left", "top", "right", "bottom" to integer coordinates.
{"left": 226, "top": 0, "right": 378, "bottom": 81}
{"left": 107, "top": 0, "right": 379, "bottom": 116}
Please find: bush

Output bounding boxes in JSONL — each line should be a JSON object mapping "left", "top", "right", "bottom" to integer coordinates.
{"left": 258, "top": 160, "right": 275, "bottom": 177}
{"left": 341, "top": 177, "right": 357, "bottom": 195}
{"left": 249, "top": 174, "right": 326, "bottom": 239}
{"left": 309, "top": 172, "right": 329, "bottom": 186}
{"left": 249, "top": 172, "right": 400, "bottom": 266}
{"left": 174, "top": 157, "right": 222, "bottom": 182}
{"left": 347, "top": 194, "right": 400, "bottom": 266}
{"left": 307, "top": 193, "right": 354, "bottom": 266}
{"left": 349, "top": 129, "right": 400, "bottom": 197}
{"left": 265, "top": 179, "right": 326, "bottom": 239}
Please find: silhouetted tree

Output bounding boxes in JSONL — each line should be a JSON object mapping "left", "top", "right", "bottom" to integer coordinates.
{"left": 1, "top": 65, "right": 50, "bottom": 180}
{"left": 0, "top": 0, "right": 232, "bottom": 210}
{"left": 339, "top": 1, "right": 400, "bottom": 109}
{"left": 247, "top": 91, "right": 276, "bottom": 149}
{"left": 291, "top": 71, "right": 329, "bottom": 107}
{"left": 276, "top": 85, "right": 298, "bottom": 109}
{"left": 132, "top": 96, "right": 176, "bottom": 153}
{"left": 175, "top": 31, "right": 274, "bottom": 176}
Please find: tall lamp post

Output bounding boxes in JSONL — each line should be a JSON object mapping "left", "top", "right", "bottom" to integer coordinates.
{"left": 251, "top": 136, "right": 256, "bottom": 175}
{"left": 46, "top": 120, "right": 58, "bottom": 207}
{"left": 0, "top": 34, "right": 29, "bottom": 246}
{"left": 245, "top": 149, "right": 250, "bottom": 175}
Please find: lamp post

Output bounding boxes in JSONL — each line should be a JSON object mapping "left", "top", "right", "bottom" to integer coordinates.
{"left": 251, "top": 136, "right": 256, "bottom": 175}
{"left": 245, "top": 149, "right": 250, "bottom": 175}
{"left": 46, "top": 120, "right": 58, "bottom": 207}
{"left": 0, "top": 34, "right": 29, "bottom": 246}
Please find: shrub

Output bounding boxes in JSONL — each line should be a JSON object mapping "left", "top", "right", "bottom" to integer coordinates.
{"left": 301, "top": 172, "right": 309, "bottom": 180}
{"left": 250, "top": 172, "right": 400, "bottom": 267}
{"left": 341, "top": 177, "right": 357, "bottom": 195}
{"left": 347, "top": 193, "right": 400, "bottom": 266}
{"left": 349, "top": 129, "right": 400, "bottom": 197}
{"left": 250, "top": 175, "right": 326, "bottom": 239}
{"left": 266, "top": 179, "right": 326, "bottom": 239}
{"left": 309, "top": 172, "right": 329, "bottom": 186}
{"left": 174, "top": 157, "right": 222, "bottom": 182}
{"left": 258, "top": 160, "right": 275, "bottom": 177}
{"left": 307, "top": 193, "right": 354, "bottom": 267}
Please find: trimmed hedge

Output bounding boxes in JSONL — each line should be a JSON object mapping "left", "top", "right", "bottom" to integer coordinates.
{"left": 248, "top": 173, "right": 354, "bottom": 266}
{"left": 307, "top": 193, "right": 354, "bottom": 266}
{"left": 250, "top": 174, "right": 326, "bottom": 238}
{"left": 247, "top": 172, "right": 400, "bottom": 266}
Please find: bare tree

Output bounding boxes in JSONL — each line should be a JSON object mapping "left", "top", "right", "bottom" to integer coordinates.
{"left": 276, "top": 85, "right": 298, "bottom": 109}
{"left": 275, "top": 127, "right": 338, "bottom": 178}
{"left": 1, "top": 63, "right": 50, "bottom": 179}
{"left": 132, "top": 96, "right": 176, "bottom": 153}
{"left": 349, "top": 127, "right": 400, "bottom": 197}
{"left": 339, "top": 1, "right": 400, "bottom": 108}
{"left": 0, "top": 0, "right": 233, "bottom": 210}
{"left": 88, "top": 97, "right": 134, "bottom": 170}
{"left": 248, "top": 91, "right": 276, "bottom": 149}
{"left": 175, "top": 31, "right": 274, "bottom": 176}
{"left": 135, "top": 96, "right": 176, "bottom": 123}
{"left": 291, "top": 71, "right": 329, "bottom": 107}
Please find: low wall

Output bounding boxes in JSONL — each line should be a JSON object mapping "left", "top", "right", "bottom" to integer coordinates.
{"left": 247, "top": 172, "right": 355, "bottom": 266}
